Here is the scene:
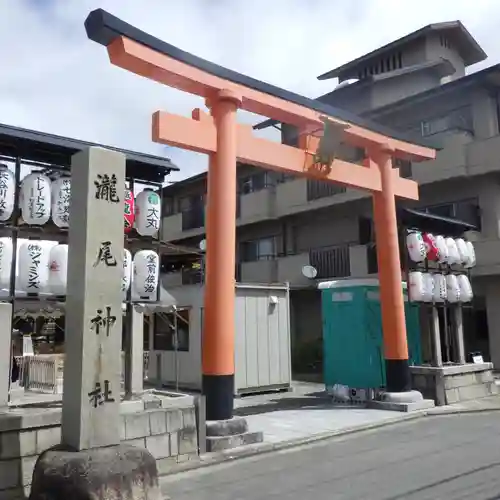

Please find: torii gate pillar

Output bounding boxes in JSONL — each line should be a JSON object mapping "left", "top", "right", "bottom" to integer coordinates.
{"left": 202, "top": 90, "right": 241, "bottom": 420}
{"left": 372, "top": 148, "right": 411, "bottom": 392}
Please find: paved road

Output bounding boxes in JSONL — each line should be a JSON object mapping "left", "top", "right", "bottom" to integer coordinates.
{"left": 162, "top": 413, "right": 500, "bottom": 500}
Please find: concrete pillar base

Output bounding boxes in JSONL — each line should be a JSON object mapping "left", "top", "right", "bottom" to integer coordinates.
{"left": 29, "top": 443, "right": 162, "bottom": 500}
{"left": 368, "top": 390, "right": 435, "bottom": 412}
{"left": 206, "top": 416, "right": 263, "bottom": 452}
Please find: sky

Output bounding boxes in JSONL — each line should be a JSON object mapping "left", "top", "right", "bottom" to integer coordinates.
{"left": 1, "top": 0, "right": 499, "bottom": 183}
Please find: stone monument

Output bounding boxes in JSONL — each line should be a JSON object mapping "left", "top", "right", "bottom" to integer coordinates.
{"left": 29, "top": 147, "right": 161, "bottom": 500}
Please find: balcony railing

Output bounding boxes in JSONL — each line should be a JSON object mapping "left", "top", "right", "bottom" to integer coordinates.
{"left": 181, "top": 206, "right": 205, "bottom": 231}
{"left": 309, "top": 244, "right": 350, "bottom": 279}
{"left": 307, "top": 180, "right": 347, "bottom": 201}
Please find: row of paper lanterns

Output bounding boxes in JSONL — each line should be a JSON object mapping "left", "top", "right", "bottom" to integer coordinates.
{"left": 0, "top": 167, "right": 161, "bottom": 237}
{"left": 406, "top": 231, "right": 476, "bottom": 267}
{"left": 409, "top": 271, "right": 473, "bottom": 303}
{"left": 0, "top": 237, "right": 159, "bottom": 299}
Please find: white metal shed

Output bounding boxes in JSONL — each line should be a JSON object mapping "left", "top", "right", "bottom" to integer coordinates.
{"left": 147, "top": 282, "right": 292, "bottom": 395}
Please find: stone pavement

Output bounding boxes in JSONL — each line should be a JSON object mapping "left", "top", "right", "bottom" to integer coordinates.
{"left": 233, "top": 382, "right": 422, "bottom": 445}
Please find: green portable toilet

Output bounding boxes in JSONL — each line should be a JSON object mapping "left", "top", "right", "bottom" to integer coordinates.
{"left": 320, "top": 278, "right": 421, "bottom": 391}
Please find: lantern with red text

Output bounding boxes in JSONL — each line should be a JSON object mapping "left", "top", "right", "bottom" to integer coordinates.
{"left": 124, "top": 189, "right": 135, "bottom": 233}
{"left": 423, "top": 233, "right": 439, "bottom": 261}
{"left": 48, "top": 244, "right": 68, "bottom": 295}
{"left": 406, "top": 231, "right": 426, "bottom": 263}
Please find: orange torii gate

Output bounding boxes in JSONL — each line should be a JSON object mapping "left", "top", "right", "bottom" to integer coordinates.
{"left": 85, "top": 9, "right": 436, "bottom": 421}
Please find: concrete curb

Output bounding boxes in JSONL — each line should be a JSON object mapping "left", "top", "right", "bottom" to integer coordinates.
{"left": 426, "top": 406, "right": 500, "bottom": 416}
{"left": 159, "top": 410, "right": 428, "bottom": 478}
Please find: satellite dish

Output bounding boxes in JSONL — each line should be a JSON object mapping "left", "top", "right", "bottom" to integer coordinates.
{"left": 199, "top": 239, "right": 206, "bottom": 251}
{"left": 301, "top": 265, "right": 318, "bottom": 279}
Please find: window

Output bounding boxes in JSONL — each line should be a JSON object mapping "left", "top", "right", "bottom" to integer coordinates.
{"left": 153, "top": 309, "right": 190, "bottom": 352}
{"left": 420, "top": 106, "right": 474, "bottom": 137}
{"left": 162, "top": 197, "right": 175, "bottom": 217}
{"left": 238, "top": 172, "right": 270, "bottom": 194}
{"left": 440, "top": 36, "right": 451, "bottom": 49}
{"left": 178, "top": 194, "right": 204, "bottom": 213}
{"left": 281, "top": 124, "right": 299, "bottom": 147}
{"left": 240, "top": 237, "right": 277, "bottom": 262}
{"left": 423, "top": 198, "right": 481, "bottom": 230}
{"left": 395, "top": 158, "right": 412, "bottom": 179}
{"left": 276, "top": 173, "right": 296, "bottom": 184}
{"left": 358, "top": 217, "right": 374, "bottom": 245}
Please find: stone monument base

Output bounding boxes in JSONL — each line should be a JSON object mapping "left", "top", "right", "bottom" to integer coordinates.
{"left": 410, "top": 362, "right": 497, "bottom": 406}
{"left": 29, "top": 443, "right": 162, "bottom": 500}
{"left": 206, "top": 416, "right": 263, "bottom": 452}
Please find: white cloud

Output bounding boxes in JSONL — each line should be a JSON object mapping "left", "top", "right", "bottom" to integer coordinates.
{"left": 1, "top": 0, "right": 499, "bottom": 183}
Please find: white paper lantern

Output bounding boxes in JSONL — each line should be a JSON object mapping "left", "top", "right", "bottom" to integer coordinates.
{"left": 133, "top": 250, "right": 159, "bottom": 299}
{"left": 464, "top": 241, "right": 476, "bottom": 269}
{"left": 457, "top": 274, "right": 473, "bottom": 303}
{"left": 0, "top": 237, "right": 13, "bottom": 289}
{"left": 445, "top": 237, "right": 460, "bottom": 265}
{"left": 445, "top": 274, "right": 460, "bottom": 303}
{"left": 18, "top": 240, "right": 50, "bottom": 293}
{"left": 455, "top": 238, "right": 468, "bottom": 265}
{"left": 135, "top": 190, "right": 161, "bottom": 237}
{"left": 0, "top": 165, "right": 15, "bottom": 222}
{"left": 409, "top": 271, "right": 424, "bottom": 302}
{"left": 51, "top": 177, "right": 71, "bottom": 228}
{"left": 434, "top": 235, "right": 449, "bottom": 264}
{"left": 48, "top": 244, "right": 68, "bottom": 295}
{"left": 20, "top": 173, "right": 52, "bottom": 225}
{"left": 422, "top": 273, "right": 434, "bottom": 302}
{"left": 432, "top": 274, "right": 447, "bottom": 303}
{"left": 406, "top": 231, "right": 426, "bottom": 263}
{"left": 122, "top": 249, "right": 132, "bottom": 298}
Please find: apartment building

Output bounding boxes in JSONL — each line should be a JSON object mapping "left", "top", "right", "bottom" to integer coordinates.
{"left": 160, "top": 21, "right": 500, "bottom": 371}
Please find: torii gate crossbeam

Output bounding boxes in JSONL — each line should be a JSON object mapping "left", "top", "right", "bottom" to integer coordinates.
{"left": 85, "top": 9, "right": 436, "bottom": 421}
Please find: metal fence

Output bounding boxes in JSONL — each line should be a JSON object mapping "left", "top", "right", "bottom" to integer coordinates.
{"left": 16, "top": 355, "right": 61, "bottom": 394}
{"left": 14, "top": 352, "right": 152, "bottom": 396}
